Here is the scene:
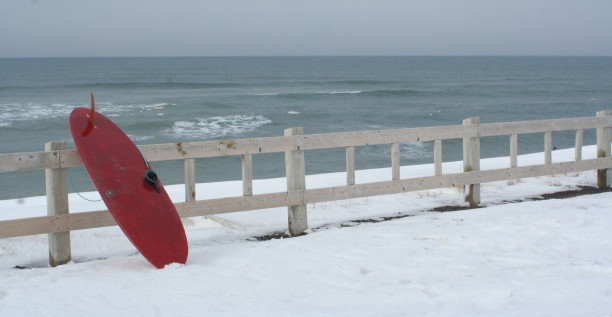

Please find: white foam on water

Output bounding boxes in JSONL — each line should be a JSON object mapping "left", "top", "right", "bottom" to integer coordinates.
{"left": 166, "top": 115, "right": 273, "bottom": 140}
{"left": 321, "top": 90, "right": 363, "bottom": 94}
{"left": 0, "top": 103, "right": 74, "bottom": 124}
{"left": 401, "top": 141, "right": 433, "bottom": 160}
{"left": 127, "top": 134, "right": 155, "bottom": 142}
{"left": 100, "top": 102, "right": 172, "bottom": 116}
{"left": 0, "top": 101, "right": 173, "bottom": 126}
{"left": 288, "top": 111, "right": 300, "bottom": 115}
{"left": 253, "top": 92, "right": 280, "bottom": 96}
{"left": 359, "top": 141, "right": 433, "bottom": 160}
{"left": 151, "top": 103, "right": 167, "bottom": 110}
{"left": 254, "top": 91, "right": 362, "bottom": 97}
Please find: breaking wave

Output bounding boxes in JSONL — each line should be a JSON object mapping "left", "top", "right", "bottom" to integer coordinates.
{"left": 359, "top": 141, "right": 433, "bottom": 161}
{"left": 165, "top": 115, "right": 273, "bottom": 140}
{"left": 0, "top": 103, "right": 74, "bottom": 125}
{"left": 251, "top": 89, "right": 430, "bottom": 99}
{"left": 0, "top": 102, "right": 176, "bottom": 126}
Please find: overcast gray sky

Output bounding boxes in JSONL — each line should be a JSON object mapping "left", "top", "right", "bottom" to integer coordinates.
{"left": 1, "top": 0, "right": 611, "bottom": 57}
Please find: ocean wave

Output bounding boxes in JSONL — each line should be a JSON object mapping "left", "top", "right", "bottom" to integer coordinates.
{"left": 362, "top": 89, "right": 427, "bottom": 97}
{"left": 253, "top": 92, "right": 281, "bottom": 96}
{"left": 127, "top": 134, "right": 155, "bottom": 142}
{"left": 253, "top": 89, "right": 426, "bottom": 99}
{"left": 0, "top": 102, "right": 175, "bottom": 125}
{"left": 255, "top": 90, "right": 364, "bottom": 98}
{"left": 252, "top": 90, "right": 362, "bottom": 97}
{"left": 102, "top": 102, "right": 175, "bottom": 115}
{"left": 300, "top": 79, "right": 392, "bottom": 86}
{"left": 0, "top": 103, "right": 74, "bottom": 124}
{"left": 165, "top": 115, "right": 272, "bottom": 140}
{"left": 318, "top": 91, "right": 362, "bottom": 95}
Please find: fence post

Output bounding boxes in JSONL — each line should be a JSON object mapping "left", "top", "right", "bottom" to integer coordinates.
{"left": 596, "top": 110, "right": 612, "bottom": 188}
{"left": 575, "top": 129, "right": 583, "bottom": 162}
{"left": 346, "top": 146, "right": 355, "bottom": 185}
{"left": 434, "top": 140, "right": 442, "bottom": 176}
{"left": 463, "top": 117, "right": 480, "bottom": 207}
{"left": 544, "top": 131, "right": 552, "bottom": 164}
{"left": 391, "top": 143, "right": 400, "bottom": 181}
{"left": 184, "top": 159, "right": 196, "bottom": 202}
{"left": 510, "top": 134, "right": 518, "bottom": 168}
{"left": 242, "top": 154, "right": 253, "bottom": 196}
{"left": 284, "top": 127, "right": 308, "bottom": 236}
{"left": 45, "top": 141, "right": 71, "bottom": 267}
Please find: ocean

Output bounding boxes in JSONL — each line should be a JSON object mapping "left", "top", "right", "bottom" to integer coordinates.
{"left": 1, "top": 56, "right": 611, "bottom": 200}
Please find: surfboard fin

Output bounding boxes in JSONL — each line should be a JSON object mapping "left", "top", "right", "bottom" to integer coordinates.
{"left": 89, "top": 92, "right": 96, "bottom": 126}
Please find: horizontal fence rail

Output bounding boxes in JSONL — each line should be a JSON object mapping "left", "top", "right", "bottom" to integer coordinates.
{"left": 1, "top": 112, "right": 612, "bottom": 267}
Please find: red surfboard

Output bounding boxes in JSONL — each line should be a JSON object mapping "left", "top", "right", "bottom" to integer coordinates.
{"left": 69, "top": 95, "right": 188, "bottom": 268}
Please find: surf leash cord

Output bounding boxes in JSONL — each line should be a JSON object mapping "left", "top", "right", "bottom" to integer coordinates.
{"left": 68, "top": 168, "right": 103, "bottom": 202}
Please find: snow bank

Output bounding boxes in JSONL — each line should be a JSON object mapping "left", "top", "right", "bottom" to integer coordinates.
{"left": 1, "top": 146, "right": 612, "bottom": 316}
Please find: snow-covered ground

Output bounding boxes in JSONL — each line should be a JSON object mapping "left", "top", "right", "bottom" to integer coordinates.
{"left": 2, "top": 146, "right": 612, "bottom": 316}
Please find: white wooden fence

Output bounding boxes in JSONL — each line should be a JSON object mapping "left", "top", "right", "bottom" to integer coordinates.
{"left": 2, "top": 111, "right": 612, "bottom": 267}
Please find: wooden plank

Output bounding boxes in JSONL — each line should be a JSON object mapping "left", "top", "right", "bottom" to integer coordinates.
{"left": 59, "top": 149, "right": 83, "bottom": 168}
{"left": 284, "top": 127, "right": 308, "bottom": 236}
{"left": 346, "top": 146, "right": 355, "bottom": 185}
{"left": 298, "top": 125, "right": 478, "bottom": 149}
{"left": 0, "top": 215, "right": 64, "bottom": 238}
{"left": 45, "top": 141, "right": 71, "bottom": 267}
{"left": 78, "top": 125, "right": 478, "bottom": 163}
{"left": 241, "top": 154, "right": 253, "bottom": 196}
{"left": 184, "top": 159, "right": 196, "bottom": 202}
{"left": 464, "top": 158, "right": 612, "bottom": 186}
{"left": 391, "top": 143, "right": 400, "bottom": 181}
{"left": 136, "top": 138, "right": 293, "bottom": 161}
{"left": 75, "top": 116, "right": 612, "bottom": 164}
{"left": 0, "top": 191, "right": 303, "bottom": 238}
{"left": 176, "top": 191, "right": 303, "bottom": 218}
{"left": 0, "top": 210, "right": 115, "bottom": 239}
{"left": 479, "top": 116, "right": 612, "bottom": 137}
{"left": 434, "top": 140, "right": 442, "bottom": 176}
{"left": 0, "top": 151, "right": 60, "bottom": 172}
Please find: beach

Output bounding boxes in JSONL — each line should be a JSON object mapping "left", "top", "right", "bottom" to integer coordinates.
{"left": 3, "top": 1, "right": 612, "bottom": 315}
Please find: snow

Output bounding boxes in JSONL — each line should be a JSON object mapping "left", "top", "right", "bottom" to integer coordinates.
{"left": 2, "top": 146, "right": 612, "bottom": 316}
